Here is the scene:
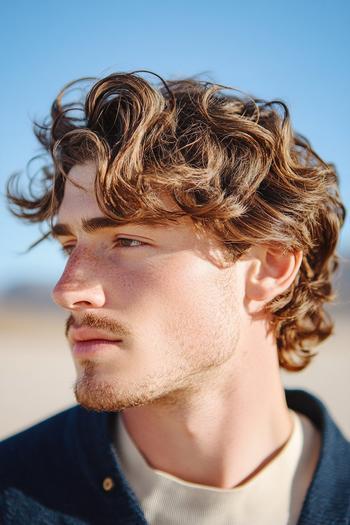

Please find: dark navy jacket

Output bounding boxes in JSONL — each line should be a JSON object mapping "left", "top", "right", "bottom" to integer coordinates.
{"left": 0, "top": 389, "right": 349, "bottom": 524}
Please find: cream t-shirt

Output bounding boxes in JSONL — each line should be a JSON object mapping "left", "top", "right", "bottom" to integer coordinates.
{"left": 112, "top": 410, "right": 321, "bottom": 525}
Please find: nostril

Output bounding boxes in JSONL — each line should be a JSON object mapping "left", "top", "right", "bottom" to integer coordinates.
{"left": 72, "top": 300, "right": 95, "bottom": 308}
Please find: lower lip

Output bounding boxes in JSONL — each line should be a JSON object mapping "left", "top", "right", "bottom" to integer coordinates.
{"left": 73, "top": 339, "right": 122, "bottom": 357}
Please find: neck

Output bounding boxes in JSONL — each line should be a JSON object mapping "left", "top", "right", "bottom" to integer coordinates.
{"left": 121, "top": 335, "right": 292, "bottom": 489}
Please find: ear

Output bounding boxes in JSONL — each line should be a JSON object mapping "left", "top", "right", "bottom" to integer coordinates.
{"left": 245, "top": 246, "right": 303, "bottom": 314}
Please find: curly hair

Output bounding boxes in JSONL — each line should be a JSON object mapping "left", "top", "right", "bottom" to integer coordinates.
{"left": 6, "top": 71, "right": 346, "bottom": 371}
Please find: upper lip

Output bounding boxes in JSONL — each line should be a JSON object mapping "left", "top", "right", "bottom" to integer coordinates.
{"left": 69, "top": 328, "right": 123, "bottom": 344}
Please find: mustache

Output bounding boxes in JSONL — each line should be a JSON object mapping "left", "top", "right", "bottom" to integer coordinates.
{"left": 65, "top": 313, "right": 131, "bottom": 339}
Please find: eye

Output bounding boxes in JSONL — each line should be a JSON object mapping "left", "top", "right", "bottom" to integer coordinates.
{"left": 114, "top": 237, "right": 145, "bottom": 248}
{"left": 58, "top": 237, "right": 146, "bottom": 257}
{"left": 60, "top": 244, "right": 75, "bottom": 256}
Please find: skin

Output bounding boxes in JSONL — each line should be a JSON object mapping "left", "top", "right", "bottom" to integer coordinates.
{"left": 52, "top": 161, "right": 305, "bottom": 489}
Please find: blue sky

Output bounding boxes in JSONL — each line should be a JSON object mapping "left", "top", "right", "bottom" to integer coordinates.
{"left": 1, "top": 0, "right": 349, "bottom": 291}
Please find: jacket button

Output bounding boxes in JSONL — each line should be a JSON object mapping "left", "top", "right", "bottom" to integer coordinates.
{"left": 102, "top": 477, "right": 114, "bottom": 492}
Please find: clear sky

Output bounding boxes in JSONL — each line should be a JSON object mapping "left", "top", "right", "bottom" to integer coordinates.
{"left": 1, "top": 0, "right": 349, "bottom": 291}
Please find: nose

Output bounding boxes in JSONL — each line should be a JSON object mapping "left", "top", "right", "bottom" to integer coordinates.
{"left": 51, "top": 255, "right": 106, "bottom": 311}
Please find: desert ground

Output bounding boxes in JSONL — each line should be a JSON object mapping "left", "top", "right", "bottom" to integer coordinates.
{"left": 0, "top": 307, "right": 349, "bottom": 441}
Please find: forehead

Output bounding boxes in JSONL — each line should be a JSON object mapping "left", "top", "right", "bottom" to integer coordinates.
{"left": 58, "top": 163, "right": 100, "bottom": 221}
{"left": 57, "top": 162, "right": 188, "bottom": 228}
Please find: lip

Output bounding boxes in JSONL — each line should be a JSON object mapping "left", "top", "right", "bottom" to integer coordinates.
{"left": 70, "top": 327, "right": 123, "bottom": 344}
{"left": 69, "top": 328, "right": 123, "bottom": 357}
{"left": 72, "top": 339, "right": 122, "bottom": 357}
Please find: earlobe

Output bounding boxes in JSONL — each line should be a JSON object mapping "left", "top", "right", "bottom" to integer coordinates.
{"left": 245, "top": 247, "right": 303, "bottom": 312}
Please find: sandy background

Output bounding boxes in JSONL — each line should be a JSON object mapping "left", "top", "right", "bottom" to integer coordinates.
{"left": 0, "top": 307, "right": 349, "bottom": 441}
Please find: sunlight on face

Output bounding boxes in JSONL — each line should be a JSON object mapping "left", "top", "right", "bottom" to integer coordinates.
{"left": 52, "top": 162, "right": 245, "bottom": 411}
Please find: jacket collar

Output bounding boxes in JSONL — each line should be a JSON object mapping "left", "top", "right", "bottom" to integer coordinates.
{"left": 285, "top": 389, "right": 350, "bottom": 524}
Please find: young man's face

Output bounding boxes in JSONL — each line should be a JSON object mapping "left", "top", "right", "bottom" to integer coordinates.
{"left": 52, "top": 162, "right": 246, "bottom": 411}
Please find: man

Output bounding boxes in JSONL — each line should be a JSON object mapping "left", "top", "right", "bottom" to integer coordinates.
{"left": 0, "top": 71, "right": 349, "bottom": 525}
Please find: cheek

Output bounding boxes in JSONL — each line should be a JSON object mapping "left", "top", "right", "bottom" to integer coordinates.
{"left": 111, "top": 253, "right": 241, "bottom": 345}
{"left": 166, "top": 265, "right": 240, "bottom": 339}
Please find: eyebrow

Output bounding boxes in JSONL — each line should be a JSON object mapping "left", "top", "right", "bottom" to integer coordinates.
{"left": 51, "top": 217, "right": 123, "bottom": 238}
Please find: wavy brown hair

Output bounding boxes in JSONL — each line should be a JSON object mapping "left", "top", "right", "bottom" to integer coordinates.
{"left": 7, "top": 71, "right": 346, "bottom": 371}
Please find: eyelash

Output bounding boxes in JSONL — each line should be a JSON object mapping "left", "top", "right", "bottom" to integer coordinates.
{"left": 60, "top": 237, "right": 146, "bottom": 255}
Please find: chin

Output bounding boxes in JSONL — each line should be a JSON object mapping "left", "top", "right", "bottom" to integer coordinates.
{"left": 74, "top": 378, "right": 123, "bottom": 412}
{"left": 73, "top": 360, "right": 189, "bottom": 412}
{"left": 73, "top": 360, "right": 156, "bottom": 412}
{"left": 73, "top": 362, "right": 135, "bottom": 412}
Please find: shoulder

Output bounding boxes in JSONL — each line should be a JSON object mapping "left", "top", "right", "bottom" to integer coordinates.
{"left": 0, "top": 406, "right": 99, "bottom": 523}
{"left": 0, "top": 406, "right": 81, "bottom": 490}
{"left": 0, "top": 408, "right": 137, "bottom": 524}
